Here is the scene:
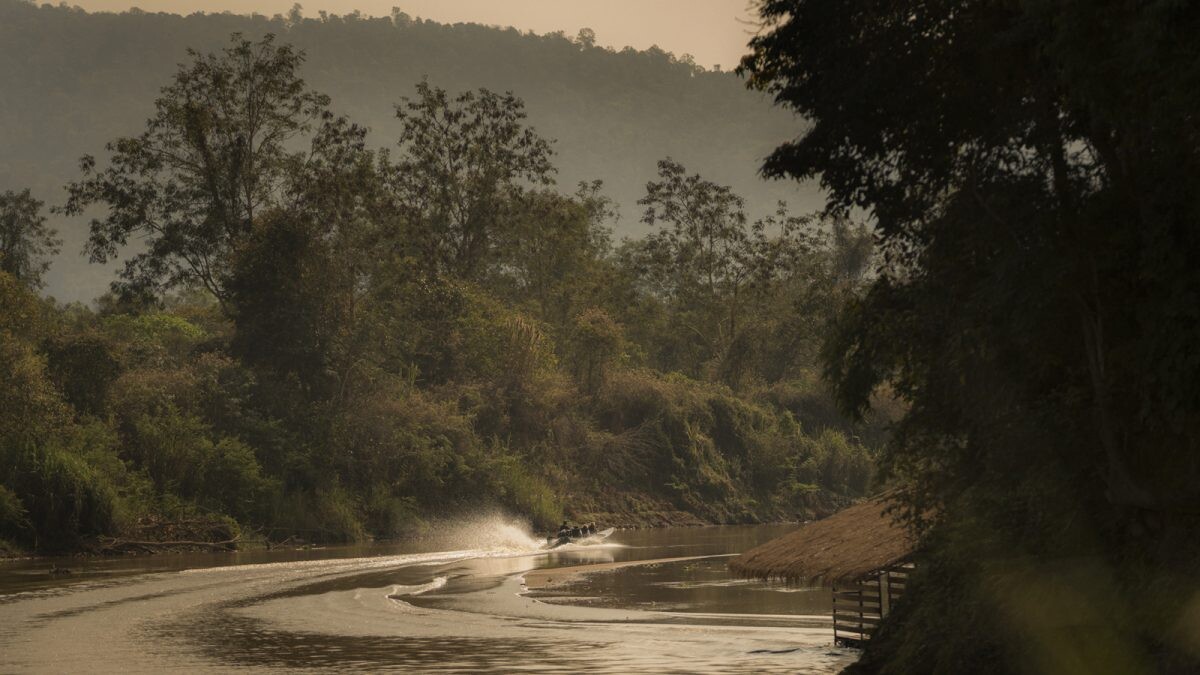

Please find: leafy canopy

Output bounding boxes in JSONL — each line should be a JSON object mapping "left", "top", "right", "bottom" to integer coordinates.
{"left": 61, "top": 34, "right": 333, "bottom": 302}
{"left": 389, "top": 81, "right": 556, "bottom": 279}
{"left": 0, "top": 189, "right": 59, "bottom": 290}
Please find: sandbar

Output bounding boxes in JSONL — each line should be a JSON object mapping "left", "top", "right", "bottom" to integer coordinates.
{"left": 522, "top": 554, "right": 731, "bottom": 590}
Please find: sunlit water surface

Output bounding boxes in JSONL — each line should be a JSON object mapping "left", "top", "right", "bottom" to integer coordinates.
{"left": 0, "top": 518, "right": 857, "bottom": 673}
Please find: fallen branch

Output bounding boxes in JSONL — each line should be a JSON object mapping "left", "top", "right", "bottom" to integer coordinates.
{"left": 93, "top": 536, "right": 240, "bottom": 554}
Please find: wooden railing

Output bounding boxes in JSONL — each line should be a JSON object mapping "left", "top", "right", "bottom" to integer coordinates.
{"left": 832, "top": 562, "right": 911, "bottom": 647}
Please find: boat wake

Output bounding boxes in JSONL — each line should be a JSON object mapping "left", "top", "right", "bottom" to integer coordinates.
{"left": 388, "top": 576, "right": 448, "bottom": 600}
{"left": 0, "top": 523, "right": 854, "bottom": 674}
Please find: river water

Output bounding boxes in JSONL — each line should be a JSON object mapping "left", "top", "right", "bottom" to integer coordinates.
{"left": 0, "top": 518, "right": 857, "bottom": 673}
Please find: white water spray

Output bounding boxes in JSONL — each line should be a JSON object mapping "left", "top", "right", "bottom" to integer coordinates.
{"left": 414, "top": 510, "right": 544, "bottom": 553}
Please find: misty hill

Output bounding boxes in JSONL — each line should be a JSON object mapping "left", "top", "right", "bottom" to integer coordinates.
{"left": 0, "top": 0, "right": 817, "bottom": 302}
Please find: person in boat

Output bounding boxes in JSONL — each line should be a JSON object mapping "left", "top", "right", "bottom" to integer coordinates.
{"left": 557, "top": 521, "right": 571, "bottom": 538}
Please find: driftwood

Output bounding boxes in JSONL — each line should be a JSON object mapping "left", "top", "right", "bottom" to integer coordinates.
{"left": 93, "top": 535, "right": 238, "bottom": 552}
{"left": 88, "top": 515, "right": 241, "bottom": 555}
{"left": 91, "top": 535, "right": 240, "bottom": 555}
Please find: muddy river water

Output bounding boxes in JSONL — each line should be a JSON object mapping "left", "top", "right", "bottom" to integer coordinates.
{"left": 0, "top": 519, "right": 857, "bottom": 673}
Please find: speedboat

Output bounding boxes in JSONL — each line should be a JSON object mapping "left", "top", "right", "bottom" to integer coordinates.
{"left": 545, "top": 525, "right": 614, "bottom": 548}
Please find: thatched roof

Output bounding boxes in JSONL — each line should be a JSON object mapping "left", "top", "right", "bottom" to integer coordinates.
{"left": 730, "top": 495, "right": 915, "bottom": 584}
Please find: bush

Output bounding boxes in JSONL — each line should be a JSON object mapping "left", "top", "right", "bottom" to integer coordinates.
{"left": 123, "top": 410, "right": 274, "bottom": 521}
{"left": 43, "top": 330, "right": 122, "bottom": 416}
{"left": 567, "top": 307, "right": 625, "bottom": 393}
{"left": 490, "top": 455, "right": 563, "bottom": 530}
{"left": 0, "top": 331, "right": 70, "bottom": 442}
{"left": 272, "top": 486, "right": 368, "bottom": 544}
{"left": 0, "top": 484, "right": 28, "bottom": 537}
{"left": 0, "top": 438, "right": 121, "bottom": 551}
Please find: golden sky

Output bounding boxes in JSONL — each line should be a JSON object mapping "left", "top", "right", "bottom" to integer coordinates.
{"left": 68, "top": 1, "right": 761, "bottom": 70}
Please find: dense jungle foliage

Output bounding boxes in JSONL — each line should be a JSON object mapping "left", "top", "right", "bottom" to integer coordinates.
{"left": 0, "top": 0, "right": 820, "bottom": 303}
{"left": 0, "top": 32, "right": 883, "bottom": 555}
{"left": 743, "top": 1, "right": 1200, "bottom": 673}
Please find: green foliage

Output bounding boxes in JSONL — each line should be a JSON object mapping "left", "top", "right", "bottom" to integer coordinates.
{"left": 390, "top": 82, "right": 556, "bottom": 279}
{"left": 59, "top": 33, "right": 344, "bottom": 302}
{"left": 0, "top": 0, "right": 812, "bottom": 303}
{"left": 746, "top": 0, "right": 1200, "bottom": 672}
{"left": 359, "top": 270, "right": 558, "bottom": 389}
{"left": 229, "top": 211, "right": 353, "bottom": 398}
{"left": 0, "top": 484, "right": 28, "bottom": 539}
{"left": 124, "top": 411, "right": 273, "bottom": 521}
{"left": 622, "top": 160, "right": 854, "bottom": 388}
{"left": 0, "top": 330, "right": 70, "bottom": 442}
{"left": 0, "top": 437, "right": 121, "bottom": 551}
{"left": 0, "top": 270, "right": 49, "bottom": 341}
{"left": 101, "top": 312, "right": 206, "bottom": 368}
{"left": 0, "top": 188, "right": 59, "bottom": 289}
{"left": 491, "top": 183, "right": 617, "bottom": 332}
{"left": 43, "top": 330, "right": 122, "bottom": 417}
{"left": 588, "top": 369, "right": 867, "bottom": 522}
{"left": 567, "top": 307, "right": 625, "bottom": 393}
{"left": 754, "top": 374, "right": 896, "bottom": 452}
{"left": 2, "top": 26, "right": 881, "bottom": 554}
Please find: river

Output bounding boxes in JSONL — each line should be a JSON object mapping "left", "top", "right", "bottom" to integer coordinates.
{"left": 0, "top": 518, "right": 857, "bottom": 673}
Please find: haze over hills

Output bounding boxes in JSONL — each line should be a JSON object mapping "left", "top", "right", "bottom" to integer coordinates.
{"left": 0, "top": 0, "right": 818, "bottom": 303}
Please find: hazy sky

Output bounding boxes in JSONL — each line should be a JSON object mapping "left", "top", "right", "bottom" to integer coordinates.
{"left": 69, "top": 1, "right": 762, "bottom": 70}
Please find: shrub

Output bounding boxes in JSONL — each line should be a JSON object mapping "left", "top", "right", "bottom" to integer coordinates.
{"left": 567, "top": 307, "right": 625, "bottom": 393}
{"left": 123, "top": 410, "right": 274, "bottom": 521}
{"left": 0, "top": 485, "right": 28, "bottom": 538}
{"left": 0, "top": 438, "right": 120, "bottom": 551}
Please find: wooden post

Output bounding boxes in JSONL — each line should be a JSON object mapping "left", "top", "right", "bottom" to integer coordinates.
{"left": 858, "top": 582, "right": 865, "bottom": 643}
{"left": 832, "top": 581, "right": 841, "bottom": 645}
{"left": 880, "top": 569, "right": 890, "bottom": 617}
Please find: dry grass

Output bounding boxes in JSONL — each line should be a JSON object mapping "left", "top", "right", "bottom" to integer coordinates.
{"left": 729, "top": 494, "right": 914, "bottom": 583}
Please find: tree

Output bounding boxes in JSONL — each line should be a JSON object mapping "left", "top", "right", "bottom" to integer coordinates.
{"left": 575, "top": 28, "right": 597, "bottom": 49}
{"left": 493, "top": 181, "right": 615, "bottom": 330}
{"left": 746, "top": 0, "right": 1200, "bottom": 516}
{"left": 744, "top": 1, "right": 1200, "bottom": 671}
{"left": 60, "top": 33, "right": 333, "bottom": 302}
{"left": 567, "top": 307, "right": 624, "bottom": 394}
{"left": 388, "top": 82, "right": 556, "bottom": 279}
{"left": 228, "top": 111, "right": 385, "bottom": 404}
{"left": 227, "top": 210, "right": 353, "bottom": 401}
{"left": 630, "top": 159, "right": 818, "bottom": 385}
{"left": 0, "top": 189, "right": 60, "bottom": 290}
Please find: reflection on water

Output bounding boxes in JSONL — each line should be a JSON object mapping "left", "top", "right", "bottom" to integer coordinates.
{"left": 0, "top": 523, "right": 858, "bottom": 673}
{"left": 171, "top": 605, "right": 604, "bottom": 671}
{"left": 529, "top": 557, "right": 831, "bottom": 615}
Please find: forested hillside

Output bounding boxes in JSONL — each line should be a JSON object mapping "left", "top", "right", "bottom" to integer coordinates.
{"left": 0, "top": 32, "right": 884, "bottom": 555}
{"left": 0, "top": 0, "right": 817, "bottom": 303}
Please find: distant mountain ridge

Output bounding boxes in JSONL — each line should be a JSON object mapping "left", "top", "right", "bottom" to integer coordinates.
{"left": 0, "top": 0, "right": 817, "bottom": 302}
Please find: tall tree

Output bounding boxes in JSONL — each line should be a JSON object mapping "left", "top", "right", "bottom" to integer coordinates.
{"left": 228, "top": 113, "right": 385, "bottom": 402}
{"left": 493, "top": 181, "right": 615, "bottom": 330}
{"left": 631, "top": 159, "right": 817, "bottom": 385}
{"left": 0, "top": 190, "right": 59, "bottom": 290}
{"left": 60, "top": 33, "right": 332, "bottom": 302}
{"left": 744, "top": 0, "right": 1200, "bottom": 671}
{"left": 387, "top": 82, "right": 556, "bottom": 279}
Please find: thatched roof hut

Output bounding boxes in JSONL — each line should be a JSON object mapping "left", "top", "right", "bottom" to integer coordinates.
{"left": 730, "top": 494, "right": 915, "bottom": 584}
